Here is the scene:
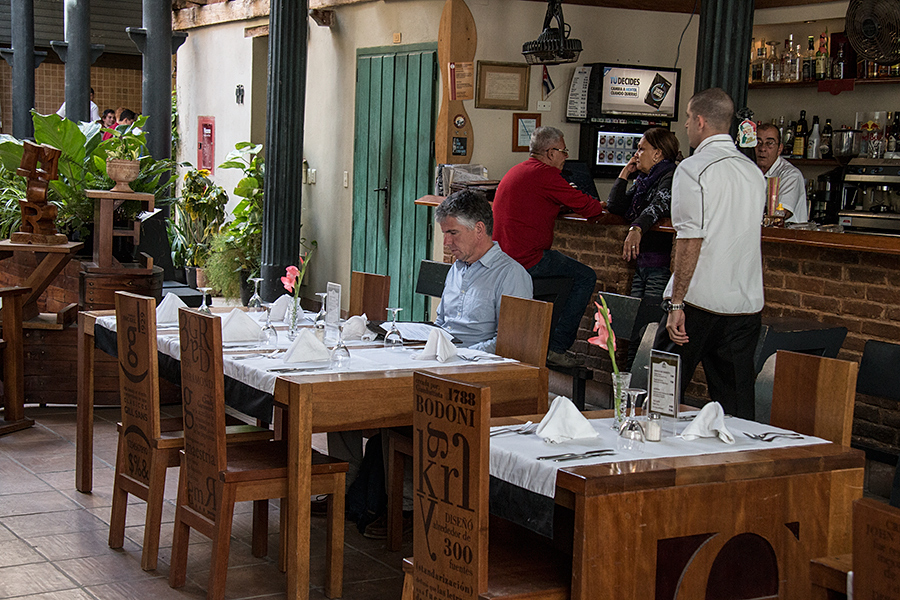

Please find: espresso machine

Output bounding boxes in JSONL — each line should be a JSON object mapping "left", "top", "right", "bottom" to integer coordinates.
{"left": 837, "top": 158, "right": 900, "bottom": 235}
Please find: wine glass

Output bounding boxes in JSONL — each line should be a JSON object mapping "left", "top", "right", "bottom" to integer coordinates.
{"left": 330, "top": 325, "right": 351, "bottom": 370}
{"left": 314, "top": 292, "right": 328, "bottom": 343}
{"left": 619, "top": 388, "right": 648, "bottom": 442}
{"left": 198, "top": 287, "right": 213, "bottom": 315}
{"left": 384, "top": 307, "right": 403, "bottom": 350}
{"left": 247, "top": 277, "right": 264, "bottom": 312}
{"left": 258, "top": 302, "right": 278, "bottom": 349}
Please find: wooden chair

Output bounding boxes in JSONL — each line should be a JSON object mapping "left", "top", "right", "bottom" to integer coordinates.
{"left": 414, "top": 259, "right": 451, "bottom": 299}
{"left": 349, "top": 270, "right": 390, "bottom": 320}
{"left": 107, "top": 292, "right": 272, "bottom": 571}
{"left": 168, "top": 307, "right": 348, "bottom": 600}
{"left": 386, "top": 295, "right": 552, "bottom": 551}
{"left": 399, "top": 372, "right": 570, "bottom": 600}
{"left": 769, "top": 350, "right": 858, "bottom": 446}
{"left": 0, "top": 286, "right": 31, "bottom": 436}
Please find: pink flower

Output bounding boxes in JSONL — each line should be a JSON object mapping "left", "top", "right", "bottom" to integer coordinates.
{"left": 282, "top": 265, "right": 301, "bottom": 293}
{"left": 286, "top": 265, "right": 300, "bottom": 278}
{"left": 587, "top": 301, "right": 616, "bottom": 351}
{"left": 281, "top": 275, "right": 294, "bottom": 293}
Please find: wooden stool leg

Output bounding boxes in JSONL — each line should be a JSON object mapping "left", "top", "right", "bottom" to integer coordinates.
{"left": 169, "top": 468, "right": 191, "bottom": 589}
{"left": 324, "top": 473, "right": 346, "bottom": 600}
{"left": 279, "top": 497, "right": 288, "bottom": 573}
{"left": 140, "top": 452, "right": 168, "bottom": 571}
{"left": 208, "top": 486, "right": 237, "bottom": 600}
{"left": 108, "top": 433, "right": 129, "bottom": 550}
{"left": 251, "top": 499, "right": 269, "bottom": 558}
{"left": 387, "top": 436, "right": 405, "bottom": 552}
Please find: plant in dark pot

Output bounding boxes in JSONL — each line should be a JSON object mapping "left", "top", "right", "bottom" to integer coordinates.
{"left": 169, "top": 167, "right": 228, "bottom": 288}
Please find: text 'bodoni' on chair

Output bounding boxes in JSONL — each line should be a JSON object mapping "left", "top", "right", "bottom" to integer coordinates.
{"left": 108, "top": 292, "right": 271, "bottom": 571}
{"left": 168, "top": 307, "right": 348, "bottom": 599}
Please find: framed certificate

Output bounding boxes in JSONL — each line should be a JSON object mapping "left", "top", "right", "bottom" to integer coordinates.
{"left": 649, "top": 349, "right": 681, "bottom": 418}
{"left": 475, "top": 61, "right": 530, "bottom": 110}
{"left": 512, "top": 113, "right": 540, "bottom": 152}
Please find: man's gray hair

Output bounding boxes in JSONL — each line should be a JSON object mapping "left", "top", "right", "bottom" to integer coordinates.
{"left": 529, "top": 126, "right": 564, "bottom": 154}
{"left": 435, "top": 189, "right": 493, "bottom": 235}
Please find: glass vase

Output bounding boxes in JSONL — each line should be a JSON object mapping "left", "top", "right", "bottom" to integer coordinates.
{"left": 611, "top": 371, "right": 632, "bottom": 429}
{"left": 287, "top": 296, "right": 302, "bottom": 341}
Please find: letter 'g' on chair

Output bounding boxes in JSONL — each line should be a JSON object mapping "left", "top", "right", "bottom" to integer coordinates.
{"left": 168, "top": 308, "right": 348, "bottom": 600}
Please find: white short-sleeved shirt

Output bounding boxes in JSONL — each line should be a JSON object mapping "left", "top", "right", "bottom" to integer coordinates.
{"left": 664, "top": 134, "right": 766, "bottom": 315}
{"left": 765, "top": 156, "right": 808, "bottom": 223}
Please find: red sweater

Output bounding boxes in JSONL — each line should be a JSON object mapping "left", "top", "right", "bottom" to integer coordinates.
{"left": 493, "top": 157, "right": 605, "bottom": 269}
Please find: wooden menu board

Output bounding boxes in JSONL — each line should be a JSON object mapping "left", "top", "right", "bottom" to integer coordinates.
{"left": 412, "top": 373, "right": 489, "bottom": 600}
{"left": 114, "top": 292, "right": 160, "bottom": 485}
{"left": 853, "top": 497, "right": 900, "bottom": 599}
{"left": 177, "top": 308, "right": 227, "bottom": 521}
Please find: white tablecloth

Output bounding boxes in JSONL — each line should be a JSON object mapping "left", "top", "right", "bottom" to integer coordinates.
{"left": 489, "top": 416, "right": 828, "bottom": 498}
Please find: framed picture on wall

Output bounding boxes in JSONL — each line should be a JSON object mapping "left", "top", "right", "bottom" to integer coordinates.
{"left": 475, "top": 61, "right": 530, "bottom": 110}
{"left": 512, "top": 113, "right": 540, "bottom": 152}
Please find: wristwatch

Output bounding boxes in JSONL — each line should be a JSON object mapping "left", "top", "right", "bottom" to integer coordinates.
{"left": 662, "top": 299, "right": 685, "bottom": 312}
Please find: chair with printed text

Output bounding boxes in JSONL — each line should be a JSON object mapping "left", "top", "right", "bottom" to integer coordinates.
{"left": 0, "top": 286, "right": 31, "bottom": 435}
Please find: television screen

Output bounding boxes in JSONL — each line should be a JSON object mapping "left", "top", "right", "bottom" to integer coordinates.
{"left": 598, "top": 64, "right": 680, "bottom": 120}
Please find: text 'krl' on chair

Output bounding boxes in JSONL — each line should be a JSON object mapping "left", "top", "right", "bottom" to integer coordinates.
{"left": 386, "top": 295, "right": 552, "bottom": 551}
{"left": 108, "top": 292, "right": 272, "bottom": 571}
{"left": 400, "top": 372, "right": 570, "bottom": 600}
{"left": 168, "top": 307, "right": 348, "bottom": 600}
{"left": 0, "top": 286, "right": 31, "bottom": 435}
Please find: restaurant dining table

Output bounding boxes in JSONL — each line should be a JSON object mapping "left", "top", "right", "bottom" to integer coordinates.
{"left": 488, "top": 409, "right": 864, "bottom": 600}
{"left": 75, "top": 307, "right": 548, "bottom": 600}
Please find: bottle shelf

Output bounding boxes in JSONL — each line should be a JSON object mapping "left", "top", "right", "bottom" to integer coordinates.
{"left": 750, "top": 77, "right": 900, "bottom": 93}
{"left": 784, "top": 157, "right": 839, "bottom": 167}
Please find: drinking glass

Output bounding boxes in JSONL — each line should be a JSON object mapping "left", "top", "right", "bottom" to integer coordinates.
{"left": 314, "top": 292, "right": 328, "bottom": 343}
{"left": 611, "top": 371, "right": 632, "bottom": 429}
{"left": 384, "top": 307, "right": 403, "bottom": 350}
{"left": 198, "top": 287, "right": 213, "bottom": 315}
{"left": 247, "top": 277, "right": 264, "bottom": 312}
{"left": 330, "top": 325, "right": 351, "bottom": 370}
{"left": 619, "top": 388, "right": 648, "bottom": 441}
{"left": 258, "top": 303, "right": 278, "bottom": 349}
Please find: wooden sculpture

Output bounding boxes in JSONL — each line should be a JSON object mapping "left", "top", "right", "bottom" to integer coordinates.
{"left": 435, "top": 0, "right": 477, "bottom": 164}
{"left": 11, "top": 140, "right": 68, "bottom": 245}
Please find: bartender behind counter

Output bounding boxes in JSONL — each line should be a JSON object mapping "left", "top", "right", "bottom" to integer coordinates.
{"left": 755, "top": 123, "right": 808, "bottom": 223}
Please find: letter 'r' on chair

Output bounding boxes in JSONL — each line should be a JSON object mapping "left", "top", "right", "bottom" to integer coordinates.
{"left": 349, "top": 271, "right": 390, "bottom": 320}
{"left": 769, "top": 350, "right": 858, "bottom": 446}
{"left": 168, "top": 308, "right": 348, "bottom": 600}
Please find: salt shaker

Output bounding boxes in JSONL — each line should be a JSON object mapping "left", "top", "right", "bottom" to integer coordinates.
{"left": 645, "top": 413, "right": 662, "bottom": 442}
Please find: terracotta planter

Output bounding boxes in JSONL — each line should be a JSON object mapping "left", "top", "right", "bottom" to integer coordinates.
{"left": 106, "top": 159, "right": 140, "bottom": 193}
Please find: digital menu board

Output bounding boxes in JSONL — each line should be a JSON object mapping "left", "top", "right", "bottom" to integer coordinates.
{"left": 599, "top": 64, "right": 680, "bottom": 120}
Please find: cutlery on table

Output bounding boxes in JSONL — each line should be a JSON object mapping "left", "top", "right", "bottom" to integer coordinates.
{"left": 536, "top": 449, "right": 616, "bottom": 462}
{"left": 490, "top": 421, "right": 535, "bottom": 436}
{"left": 742, "top": 431, "right": 804, "bottom": 442}
{"left": 459, "top": 354, "right": 506, "bottom": 362}
{"left": 267, "top": 365, "right": 330, "bottom": 373}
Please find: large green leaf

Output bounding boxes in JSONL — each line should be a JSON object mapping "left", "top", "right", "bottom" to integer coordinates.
{"left": 32, "top": 112, "right": 88, "bottom": 179}
{"left": 0, "top": 136, "right": 24, "bottom": 172}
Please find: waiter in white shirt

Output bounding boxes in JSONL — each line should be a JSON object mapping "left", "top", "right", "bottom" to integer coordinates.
{"left": 755, "top": 123, "right": 808, "bottom": 223}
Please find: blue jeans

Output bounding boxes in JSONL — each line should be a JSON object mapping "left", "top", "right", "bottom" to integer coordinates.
{"left": 527, "top": 250, "right": 597, "bottom": 354}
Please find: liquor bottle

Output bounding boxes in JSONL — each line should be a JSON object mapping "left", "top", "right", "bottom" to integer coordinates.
{"left": 832, "top": 43, "right": 846, "bottom": 79}
{"left": 807, "top": 116, "right": 821, "bottom": 159}
{"left": 751, "top": 42, "right": 766, "bottom": 83}
{"left": 888, "top": 112, "right": 899, "bottom": 153}
{"left": 778, "top": 115, "right": 787, "bottom": 146}
{"left": 764, "top": 41, "right": 781, "bottom": 83}
{"left": 792, "top": 110, "right": 808, "bottom": 157}
{"left": 786, "top": 41, "right": 802, "bottom": 82}
{"left": 781, "top": 37, "right": 794, "bottom": 82}
{"left": 782, "top": 121, "right": 795, "bottom": 156}
{"left": 820, "top": 118, "right": 833, "bottom": 159}
{"left": 802, "top": 36, "right": 816, "bottom": 82}
{"left": 815, "top": 31, "right": 829, "bottom": 80}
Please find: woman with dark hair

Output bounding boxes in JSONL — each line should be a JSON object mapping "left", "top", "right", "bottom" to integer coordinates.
{"left": 606, "top": 127, "right": 680, "bottom": 302}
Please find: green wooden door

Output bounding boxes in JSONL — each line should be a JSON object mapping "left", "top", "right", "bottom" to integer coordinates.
{"left": 352, "top": 44, "right": 436, "bottom": 322}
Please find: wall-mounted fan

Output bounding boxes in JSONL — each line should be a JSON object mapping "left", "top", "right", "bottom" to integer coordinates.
{"left": 846, "top": 0, "right": 900, "bottom": 65}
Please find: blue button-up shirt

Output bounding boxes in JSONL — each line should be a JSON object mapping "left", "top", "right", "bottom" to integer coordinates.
{"left": 435, "top": 242, "right": 533, "bottom": 353}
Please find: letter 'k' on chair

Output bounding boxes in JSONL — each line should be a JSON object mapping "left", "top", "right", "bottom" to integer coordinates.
{"left": 108, "top": 292, "right": 271, "bottom": 571}
{"left": 168, "top": 307, "right": 348, "bottom": 600}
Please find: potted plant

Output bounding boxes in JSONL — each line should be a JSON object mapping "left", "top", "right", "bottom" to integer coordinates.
{"left": 102, "top": 120, "right": 145, "bottom": 192}
{"left": 169, "top": 167, "right": 228, "bottom": 287}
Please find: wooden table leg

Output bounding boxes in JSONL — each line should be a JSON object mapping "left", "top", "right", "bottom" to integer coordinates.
{"left": 76, "top": 313, "right": 95, "bottom": 493}
{"left": 0, "top": 288, "right": 32, "bottom": 435}
{"left": 279, "top": 378, "right": 312, "bottom": 600}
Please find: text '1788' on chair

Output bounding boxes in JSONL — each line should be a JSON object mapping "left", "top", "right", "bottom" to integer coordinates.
{"left": 168, "top": 307, "right": 348, "bottom": 600}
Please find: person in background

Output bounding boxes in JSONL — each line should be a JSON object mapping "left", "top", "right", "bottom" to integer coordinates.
{"left": 117, "top": 109, "right": 137, "bottom": 127}
{"left": 607, "top": 127, "right": 680, "bottom": 301}
{"left": 755, "top": 123, "right": 808, "bottom": 223}
{"left": 655, "top": 87, "right": 766, "bottom": 420}
{"left": 56, "top": 87, "right": 100, "bottom": 123}
{"left": 492, "top": 126, "right": 604, "bottom": 368}
{"left": 100, "top": 109, "right": 117, "bottom": 141}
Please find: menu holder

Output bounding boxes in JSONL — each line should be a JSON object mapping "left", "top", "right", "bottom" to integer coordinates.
{"left": 326, "top": 282, "right": 341, "bottom": 327}
{"left": 649, "top": 349, "right": 681, "bottom": 419}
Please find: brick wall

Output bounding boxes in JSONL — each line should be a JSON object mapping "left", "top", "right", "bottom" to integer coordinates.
{"left": 554, "top": 219, "right": 900, "bottom": 456}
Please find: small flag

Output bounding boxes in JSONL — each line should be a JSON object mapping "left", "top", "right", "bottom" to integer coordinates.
{"left": 542, "top": 66, "right": 556, "bottom": 101}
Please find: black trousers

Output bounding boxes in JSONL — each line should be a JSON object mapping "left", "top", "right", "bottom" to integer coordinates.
{"left": 653, "top": 306, "right": 761, "bottom": 420}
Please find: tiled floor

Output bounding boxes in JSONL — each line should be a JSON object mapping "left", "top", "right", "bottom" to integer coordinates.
{"left": 0, "top": 406, "right": 411, "bottom": 600}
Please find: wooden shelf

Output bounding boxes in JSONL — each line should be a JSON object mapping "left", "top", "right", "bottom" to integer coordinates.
{"left": 750, "top": 76, "right": 900, "bottom": 94}
{"left": 785, "top": 157, "right": 840, "bottom": 167}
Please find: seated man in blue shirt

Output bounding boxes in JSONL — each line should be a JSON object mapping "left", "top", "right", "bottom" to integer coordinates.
{"left": 434, "top": 189, "right": 533, "bottom": 352}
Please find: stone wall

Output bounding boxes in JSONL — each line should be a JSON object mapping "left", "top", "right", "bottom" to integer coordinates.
{"left": 553, "top": 218, "right": 900, "bottom": 457}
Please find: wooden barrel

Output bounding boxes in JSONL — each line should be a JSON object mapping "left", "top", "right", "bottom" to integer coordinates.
{"left": 79, "top": 266, "right": 164, "bottom": 311}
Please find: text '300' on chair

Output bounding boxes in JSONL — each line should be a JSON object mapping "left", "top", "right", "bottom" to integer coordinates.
{"left": 108, "top": 292, "right": 272, "bottom": 571}
{"left": 386, "top": 295, "right": 552, "bottom": 551}
{"left": 168, "top": 307, "right": 348, "bottom": 600}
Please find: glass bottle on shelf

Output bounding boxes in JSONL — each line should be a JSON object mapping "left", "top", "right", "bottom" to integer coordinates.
{"left": 802, "top": 36, "right": 816, "bottom": 82}
{"left": 821, "top": 118, "right": 833, "bottom": 159}
{"left": 892, "top": 63, "right": 900, "bottom": 77}
{"left": 832, "top": 43, "right": 846, "bottom": 79}
{"left": 807, "top": 116, "right": 821, "bottom": 159}
{"left": 815, "top": 31, "right": 829, "bottom": 80}
{"left": 887, "top": 112, "right": 899, "bottom": 154}
{"left": 764, "top": 41, "right": 781, "bottom": 83}
{"left": 751, "top": 41, "right": 766, "bottom": 83}
{"left": 782, "top": 121, "right": 795, "bottom": 156}
{"left": 784, "top": 39, "right": 801, "bottom": 82}
{"left": 793, "top": 110, "right": 808, "bottom": 158}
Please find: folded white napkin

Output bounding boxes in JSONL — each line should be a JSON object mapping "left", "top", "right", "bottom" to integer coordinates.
{"left": 536, "top": 395, "right": 599, "bottom": 444}
{"left": 283, "top": 328, "right": 331, "bottom": 363}
{"left": 221, "top": 308, "right": 262, "bottom": 343}
{"left": 342, "top": 314, "right": 376, "bottom": 341}
{"left": 269, "top": 294, "right": 293, "bottom": 322}
{"left": 680, "top": 401, "right": 735, "bottom": 444}
{"left": 156, "top": 293, "right": 187, "bottom": 325}
{"left": 415, "top": 328, "right": 457, "bottom": 362}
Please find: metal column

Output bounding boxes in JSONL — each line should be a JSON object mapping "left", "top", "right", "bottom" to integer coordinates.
{"left": 62, "top": 0, "right": 91, "bottom": 122}
{"left": 0, "top": 0, "right": 46, "bottom": 139}
{"left": 694, "top": 0, "right": 754, "bottom": 116}
{"left": 260, "top": 0, "right": 308, "bottom": 301}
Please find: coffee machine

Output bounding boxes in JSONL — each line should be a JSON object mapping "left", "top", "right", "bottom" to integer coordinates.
{"left": 837, "top": 159, "right": 900, "bottom": 235}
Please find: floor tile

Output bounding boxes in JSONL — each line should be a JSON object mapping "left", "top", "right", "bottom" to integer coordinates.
{"left": 30, "top": 528, "right": 141, "bottom": 562}
{"left": 0, "top": 539, "right": 45, "bottom": 568}
{"left": 0, "top": 490, "right": 80, "bottom": 518}
{"left": 8, "top": 589, "right": 96, "bottom": 600}
{"left": 54, "top": 551, "right": 163, "bottom": 586}
{"left": 87, "top": 576, "right": 206, "bottom": 600}
{"left": 0, "top": 562, "right": 78, "bottom": 597}
{"left": 0, "top": 458, "right": 53, "bottom": 495}
{"left": 3, "top": 508, "right": 108, "bottom": 539}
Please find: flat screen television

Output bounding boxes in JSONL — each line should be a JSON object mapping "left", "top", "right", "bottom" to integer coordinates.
{"left": 571, "top": 63, "right": 681, "bottom": 122}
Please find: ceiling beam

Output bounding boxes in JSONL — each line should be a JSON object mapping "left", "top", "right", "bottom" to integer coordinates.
{"left": 522, "top": 0, "right": 843, "bottom": 15}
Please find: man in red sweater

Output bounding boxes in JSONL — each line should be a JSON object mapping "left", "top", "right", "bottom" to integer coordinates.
{"left": 493, "top": 126, "right": 605, "bottom": 368}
